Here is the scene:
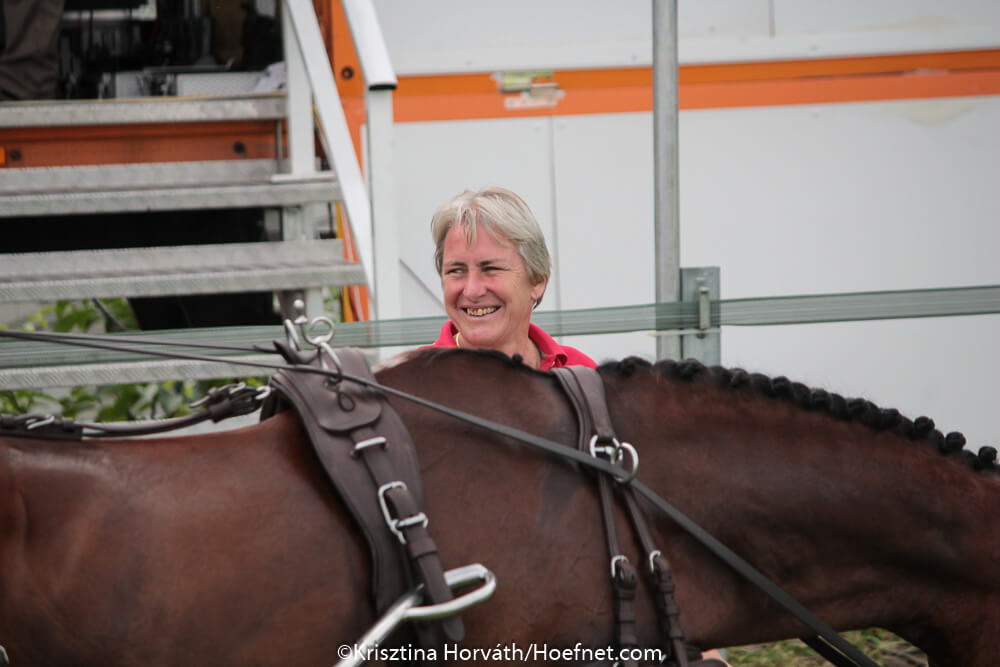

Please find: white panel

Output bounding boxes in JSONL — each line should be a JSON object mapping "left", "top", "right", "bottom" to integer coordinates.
{"left": 374, "top": 0, "right": 1000, "bottom": 72}
{"left": 551, "top": 112, "right": 657, "bottom": 362}
{"left": 393, "top": 117, "right": 557, "bottom": 320}
{"left": 679, "top": 96, "right": 1000, "bottom": 297}
{"left": 773, "top": 0, "right": 1000, "bottom": 35}
{"left": 374, "top": 0, "right": 652, "bottom": 74}
{"left": 680, "top": 0, "right": 771, "bottom": 39}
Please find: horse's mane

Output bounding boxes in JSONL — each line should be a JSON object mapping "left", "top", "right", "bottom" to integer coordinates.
{"left": 599, "top": 356, "right": 999, "bottom": 475}
{"left": 401, "top": 347, "right": 996, "bottom": 473}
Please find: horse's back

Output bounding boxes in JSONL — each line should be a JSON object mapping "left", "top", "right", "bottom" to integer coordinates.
{"left": 0, "top": 412, "right": 373, "bottom": 666}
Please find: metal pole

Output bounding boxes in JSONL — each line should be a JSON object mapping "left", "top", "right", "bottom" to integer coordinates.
{"left": 653, "top": 0, "right": 681, "bottom": 360}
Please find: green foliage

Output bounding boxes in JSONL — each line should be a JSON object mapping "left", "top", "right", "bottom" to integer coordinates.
{"left": 1, "top": 299, "right": 266, "bottom": 421}
{"left": 728, "top": 629, "right": 927, "bottom": 666}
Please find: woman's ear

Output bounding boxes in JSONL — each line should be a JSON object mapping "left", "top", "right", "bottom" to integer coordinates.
{"left": 530, "top": 278, "right": 547, "bottom": 308}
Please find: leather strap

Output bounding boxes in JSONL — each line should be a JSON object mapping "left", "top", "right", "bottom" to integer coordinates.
{"left": 267, "top": 346, "right": 463, "bottom": 643}
{"left": 553, "top": 366, "right": 692, "bottom": 667}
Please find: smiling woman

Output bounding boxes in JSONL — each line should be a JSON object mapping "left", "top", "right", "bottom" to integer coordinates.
{"left": 427, "top": 186, "right": 596, "bottom": 371}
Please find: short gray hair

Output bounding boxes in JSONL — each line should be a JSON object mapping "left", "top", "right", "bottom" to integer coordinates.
{"left": 431, "top": 186, "right": 551, "bottom": 306}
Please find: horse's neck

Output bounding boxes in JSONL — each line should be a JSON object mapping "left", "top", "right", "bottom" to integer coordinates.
{"left": 605, "top": 373, "right": 1000, "bottom": 658}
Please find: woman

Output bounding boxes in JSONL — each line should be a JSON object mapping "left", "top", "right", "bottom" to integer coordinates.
{"left": 427, "top": 186, "right": 730, "bottom": 666}
{"left": 428, "top": 186, "right": 595, "bottom": 370}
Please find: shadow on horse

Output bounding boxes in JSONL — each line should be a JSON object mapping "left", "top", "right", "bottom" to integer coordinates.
{"left": 0, "top": 348, "right": 996, "bottom": 665}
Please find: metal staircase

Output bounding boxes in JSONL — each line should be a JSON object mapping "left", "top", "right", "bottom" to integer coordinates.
{"left": 0, "top": 0, "right": 393, "bottom": 390}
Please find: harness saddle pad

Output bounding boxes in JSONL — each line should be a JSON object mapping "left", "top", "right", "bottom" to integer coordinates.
{"left": 264, "top": 347, "right": 428, "bottom": 617}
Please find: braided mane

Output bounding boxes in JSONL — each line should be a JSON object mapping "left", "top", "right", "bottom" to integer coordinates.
{"left": 600, "top": 356, "right": 998, "bottom": 474}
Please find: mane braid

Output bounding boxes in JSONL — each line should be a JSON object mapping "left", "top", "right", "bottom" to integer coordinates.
{"left": 598, "top": 356, "right": 997, "bottom": 474}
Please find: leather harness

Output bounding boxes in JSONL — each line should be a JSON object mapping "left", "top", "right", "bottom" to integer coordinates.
{"left": 553, "top": 367, "right": 708, "bottom": 667}
{"left": 263, "top": 344, "right": 463, "bottom": 644}
{"left": 262, "top": 344, "right": 705, "bottom": 664}
{"left": 0, "top": 324, "right": 880, "bottom": 667}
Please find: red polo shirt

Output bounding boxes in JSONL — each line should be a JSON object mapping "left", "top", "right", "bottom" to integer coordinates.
{"left": 430, "top": 321, "right": 596, "bottom": 370}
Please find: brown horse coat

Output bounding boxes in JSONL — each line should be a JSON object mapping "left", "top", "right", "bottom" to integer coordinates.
{"left": 1, "top": 348, "right": 997, "bottom": 665}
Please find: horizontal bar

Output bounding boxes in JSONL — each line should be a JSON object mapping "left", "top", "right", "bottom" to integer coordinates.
{"left": 1, "top": 285, "right": 997, "bottom": 388}
{"left": 720, "top": 285, "right": 1000, "bottom": 326}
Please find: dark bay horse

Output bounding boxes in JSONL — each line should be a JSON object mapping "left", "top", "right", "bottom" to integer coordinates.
{"left": 0, "top": 348, "right": 996, "bottom": 666}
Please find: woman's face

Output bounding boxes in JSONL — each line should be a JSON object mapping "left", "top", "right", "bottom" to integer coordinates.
{"left": 440, "top": 223, "right": 546, "bottom": 355}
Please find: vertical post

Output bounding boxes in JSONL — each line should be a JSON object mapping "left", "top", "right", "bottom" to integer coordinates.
{"left": 366, "top": 88, "right": 400, "bottom": 323}
{"left": 281, "top": 0, "right": 316, "bottom": 176}
{"left": 279, "top": 0, "right": 319, "bottom": 316}
{"left": 653, "top": 0, "right": 681, "bottom": 360}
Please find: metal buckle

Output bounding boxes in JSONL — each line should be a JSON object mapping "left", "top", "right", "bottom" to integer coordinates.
{"left": 377, "top": 481, "right": 428, "bottom": 544}
{"left": 648, "top": 549, "right": 663, "bottom": 574}
{"left": 588, "top": 435, "right": 640, "bottom": 482}
{"left": 610, "top": 554, "right": 629, "bottom": 579}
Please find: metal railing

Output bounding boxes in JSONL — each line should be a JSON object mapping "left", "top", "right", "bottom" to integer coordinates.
{"left": 2, "top": 284, "right": 997, "bottom": 389}
{"left": 280, "top": 0, "right": 397, "bottom": 307}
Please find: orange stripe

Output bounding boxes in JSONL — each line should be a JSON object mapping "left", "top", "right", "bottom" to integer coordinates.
{"left": 0, "top": 121, "right": 281, "bottom": 168}
{"left": 388, "top": 68, "right": 1000, "bottom": 122}
{"left": 388, "top": 48, "right": 1000, "bottom": 97}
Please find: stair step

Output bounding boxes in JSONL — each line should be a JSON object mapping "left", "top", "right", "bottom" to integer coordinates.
{"left": 0, "top": 239, "right": 365, "bottom": 301}
{"left": 0, "top": 160, "right": 341, "bottom": 216}
{"left": 0, "top": 94, "right": 286, "bottom": 128}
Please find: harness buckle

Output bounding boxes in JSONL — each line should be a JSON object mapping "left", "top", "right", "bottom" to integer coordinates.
{"left": 377, "top": 481, "right": 429, "bottom": 544}
{"left": 610, "top": 554, "right": 629, "bottom": 579}
{"left": 589, "top": 435, "right": 640, "bottom": 482}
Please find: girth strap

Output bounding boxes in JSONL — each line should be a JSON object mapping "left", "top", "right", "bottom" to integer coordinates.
{"left": 266, "top": 346, "right": 463, "bottom": 643}
{"left": 553, "top": 366, "right": 691, "bottom": 667}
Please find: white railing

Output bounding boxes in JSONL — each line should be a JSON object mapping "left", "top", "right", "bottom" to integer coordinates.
{"left": 280, "top": 0, "right": 399, "bottom": 319}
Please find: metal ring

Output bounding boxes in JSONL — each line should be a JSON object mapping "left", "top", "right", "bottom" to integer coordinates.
{"left": 588, "top": 434, "right": 623, "bottom": 463}
{"left": 616, "top": 441, "right": 639, "bottom": 483}
{"left": 305, "top": 316, "right": 336, "bottom": 346}
{"left": 336, "top": 564, "right": 497, "bottom": 667}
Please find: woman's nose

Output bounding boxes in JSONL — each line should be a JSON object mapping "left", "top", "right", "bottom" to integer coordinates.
{"left": 463, "top": 271, "right": 487, "bottom": 297}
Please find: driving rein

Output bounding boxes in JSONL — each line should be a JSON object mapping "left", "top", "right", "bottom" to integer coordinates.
{"left": 0, "top": 326, "right": 879, "bottom": 667}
